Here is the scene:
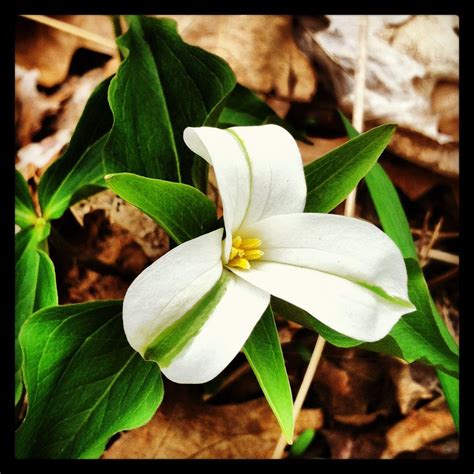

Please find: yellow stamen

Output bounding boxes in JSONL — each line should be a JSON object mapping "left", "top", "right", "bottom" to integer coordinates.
{"left": 228, "top": 258, "right": 251, "bottom": 270}
{"left": 240, "top": 238, "right": 262, "bottom": 250}
{"left": 243, "top": 249, "right": 264, "bottom": 261}
{"left": 227, "top": 235, "right": 264, "bottom": 270}
{"left": 232, "top": 236, "right": 242, "bottom": 247}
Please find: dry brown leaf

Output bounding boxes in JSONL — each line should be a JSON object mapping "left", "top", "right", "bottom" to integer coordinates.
{"left": 313, "top": 348, "right": 392, "bottom": 426}
{"left": 323, "top": 428, "right": 386, "bottom": 459}
{"left": 381, "top": 158, "right": 443, "bottom": 201}
{"left": 388, "top": 362, "right": 435, "bottom": 415}
{"left": 16, "top": 15, "right": 116, "bottom": 87}
{"left": 388, "top": 128, "right": 458, "bottom": 177}
{"left": 16, "top": 129, "right": 71, "bottom": 181}
{"left": 15, "top": 65, "right": 61, "bottom": 147}
{"left": 70, "top": 189, "right": 168, "bottom": 260}
{"left": 298, "top": 15, "right": 459, "bottom": 176}
{"left": 103, "top": 390, "right": 323, "bottom": 459}
{"left": 381, "top": 399, "right": 456, "bottom": 459}
{"left": 298, "top": 136, "right": 347, "bottom": 165}
{"left": 16, "top": 63, "right": 117, "bottom": 180}
{"left": 169, "top": 15, "right": 317, "bottom": 102}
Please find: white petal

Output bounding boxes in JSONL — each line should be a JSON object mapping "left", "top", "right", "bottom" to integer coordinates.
{"left": 232, "top": 261, "right": 412, "bottom": 342}
{"left": 163, "top": 271, "right": 270, "bottom": 384}
{"left": 230, "top": 125, "right": 307, "bottom": 229}
{"left": 242, "top": 213, "right": 411, "bottom": 301}
{"left": 183, "top": 127, "right": 250, "bottom": 261}
{"left": 123, "top": 228, "right": 224, "bottom": 355}
{"left": 183, "top": 125, "right": 307, "bottom": 259}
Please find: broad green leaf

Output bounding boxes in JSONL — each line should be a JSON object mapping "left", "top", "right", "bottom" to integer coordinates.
{"left": 243, "top": 306, "right": 294, "bottom": 444}
{"left": 15, "top": 226, "right": 56, "bottom": 405}
{"left": 339, "top": 113, "right": 459, "bottom": 427}
{"left": 290, "top": 429, "right": 316, "bottom": 457}
{"left": 103, "top": 16, "right": 236, "bottom": 185}
{"left": 105, "top": 172, "right": 218, "bottom": 245}
{"left": 304, "top": 124, "right": 396, "bottom": 213}
{"left": 39, "top": 77, "right": 113, "bottom": 220}
{"left": 16, "top": 301, "right": 164, "bottom": 459}
{"left": 218, "top": 83, "right": 311, "bottom": 144}
{"left": 15, "top": 170, "right": 37, "bottom": 228}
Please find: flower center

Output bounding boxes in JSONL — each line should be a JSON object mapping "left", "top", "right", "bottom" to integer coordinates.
{"left": 227, "top": 235, "right": 264, "bottom": 270}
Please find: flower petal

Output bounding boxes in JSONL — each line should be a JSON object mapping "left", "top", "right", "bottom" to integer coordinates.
{"left": 162, "top": 271, "right": 270, "bottom": 384}
{"left": 183, "top": 125, "right": 306, "bottom": 259}
{"left": 123, "top": 228, "right": 224, "bottom": 355}
{"left": 229, "top": 125, "right": 307, "bottom": 229}
{"left": 232, "top": 261, "right": 412, "bottom": 342}
{"left": 183, "top": 127, "right": 250, "bottom": 261}
{"left": 232, "top": 213, "right": 415, "bottom": 342}
{"left": 242, "top": 213, "right": 412, "bottom": 301}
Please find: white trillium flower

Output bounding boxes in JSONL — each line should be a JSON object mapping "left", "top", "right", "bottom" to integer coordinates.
{"left": 123, "top": 124, "right": 415, "bottom": 384}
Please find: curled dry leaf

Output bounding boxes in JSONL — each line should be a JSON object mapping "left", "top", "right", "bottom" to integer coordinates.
{"left": 15, "top": 65, "right": 61, "bottom": 147}
{"left": 16, "top": 15, "right": 116, "bottom": 87}
{"left": 103, "top": 387, "right": 323, "bottom": 459}
{"left": 70, "top": 189, "right": 169, "bottom": 260}
{"left": 16, "top": 62, "right": 118, "bottom": 180}
{"left": 297, "top": 15, "right": 459, "bottom": 176}
{"left": 381, "top": 399, "right": 456, "bottom": 458}
{"left": 168, "top": 15, "right": 317, "bottom": 102}
{"left": 388, "top": 361, "right": 436, "bottom": 415}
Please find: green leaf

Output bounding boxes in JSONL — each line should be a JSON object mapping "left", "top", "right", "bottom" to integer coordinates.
{"left": 15, "top": 170, "right": 37, "bottom": 228}
{"left": 39, "top": 77, "right": 113, "bottom": 220}
{"left": 360, "top": 258, "right": 458, "bottom": 376}
{"left": 290, "top": 428, "right": 316, "bottom": 457}
{"left": 105, "top": 172, "right": 218, "bottom": 245}
{"left": 15, "top": 226, "right": 57, "bottom": 405}
{"left": 16, "top": 301, "right": 164, "bottom": 459}
{"left": 339, "top": 112, "right": 459, "bottom": 427}
{"left": 218, "top": 83, "right": 311, "bottom": 144}
{"left": 243, "top": 306, "right": 294, "bottom": 444}
{"left": 103, "top": 16, "right": 236, "bottom": 185}
{"left": 304, "top": 124, "right": 396, "bottom": 213}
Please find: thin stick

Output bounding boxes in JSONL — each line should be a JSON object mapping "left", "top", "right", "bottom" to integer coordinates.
{"left": 426, "top": 248, "right": 459, "bottom": 266}
{"left": 344, "top": 15, "right": 369, "bottom": 216}
{"left": 20, "top": 15, "right": 117, "bottom": 53}
{"left": 271, "top": 336, "right": 326, "bottom": 458}
{"left": 271, "top": 15, "right": 369, "bottom": 459}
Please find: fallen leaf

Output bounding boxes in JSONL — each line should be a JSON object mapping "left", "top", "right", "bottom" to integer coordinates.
{"left": 15, "top": 64, "right": 61, "bottom": 147}
{"left": 381, "top": 399, "right": 456, "bottom": 459}
{"left": 322, "top": 428, "right": 386, "bottom": 459}
{"left": 297, "top": 15, "right": 459, "bottom": 176}
{"left": 103, "top": 387, "right": 324, "bottom": 459}
{"left": 313, "top": 348, "right": 392, "bottom": 426}
{"left": 16, "top": 129, "right": 71, "bottom": 181}
{"left": 388, "top": 361, "right": 435, "bottom": 415}
{"left": 388, "top": 127, "right": 458, "bottom": 177}
{"left": 16, "top": 15, "right": 117, "bottom": 87}
{"left": 298, "top": 136, "right": 347, "bottom": 165}
{"left": 70, "top": 189, "right": 169, "bottom": 260}
{"left": 16, "top": 62, "right": 117, "bottom": 180}
{"left": 380, "top": 157, "right": 443, "bottom": 201}
{"left": 168, "top": 15, "right": 317, "bottom": 102}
